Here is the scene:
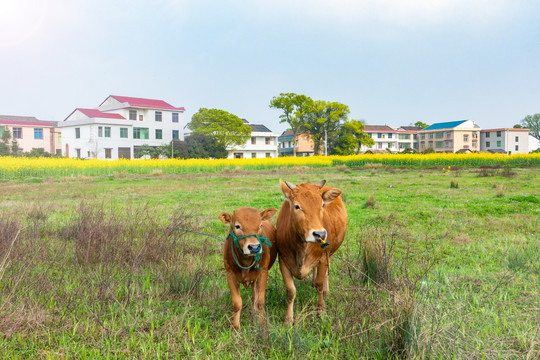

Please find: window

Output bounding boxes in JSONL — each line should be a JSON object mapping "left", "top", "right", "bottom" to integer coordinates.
{"left": 421, "top": 133, "right": 425, "bottom": 140}
{"left": 251, "top": 152, "right": 256, "bottom": 158}
{"left": 435, "top": 141, "right": 444, "bottom": 148}
{"left": 420, "top": 141, "right": 425, "bottom": 148}
{"left": 435, "top": 132, "right": 444, "bottom": 139}
{"left": 398, "top": 134, "right": 410, "bottom": 140}
{"left": 138, "top": 115, "right": 143, "bottom": 121}
{"left": 172, "top": 130, "right": 179, "bottom": 140}
{"left": 251, "top": 137, "right": 256, "bottom": 145}
{"left": 388, "top": 133, "right": 392, "bottom": 139}
{"left": 496, "top": 131, "right": 501, "bottom": 137}
{"left": 105, "top": 148, "right": 112, "bottom": 159}
{"left": 76, "top": 149, "right": 81, "bottom": 158}
{"left": 486, "top": 141, "right": 490, "bottom": 147}
{"left": 515, "top": 136, "right": 519, "bottom": 142}
{"left": 104, "top": 127, "right": 111, "bottom": 138}
{"left": 515, "top": 145, "right": 519, "bottom": 151}
{"left": 266, "top": 152, "right": 271, "bottom": 158}
{"left": 172, "top": 113, "right": 179, "bottom": 123}
{"left": 120, "top": 128, "right": 128, "bottom": 138}
{"left": 34, "top": 128, "right": 43, "bottom": 139}
{"left": 472, "top": 140, "right": 477, "bottom": 148}
{"left": 497, "top": 141, "right": 502, "bottom": 147}
{"left": 133, "top": 127, "right": 149, "bottom": 139}
{"left": 485, "top": 132, "right": 490, "bottom": 138}
{"left": 446, "top": 132, "right": 451, "bottom": 138}
{"left": 463, "top": 135, "right": 469, "bottom": 142}
{"left": 155, "top": 129, "right": 162, "bottom": 140}
{"left": 377, "top": 133, "right": 382, "bottom": 139}
{"left": 265, "top": 137, "right": 271, "bottom": 145}
{"left": 155, "top": 111, "right": 162, "bottom": 122}
{"left": 129, "top": 110, "right": 137, "bottom": 120}
{"left": 87, "top": 151, "right": 90, "bottom": 158}
{"left": 75, "top": 128, "right": 81, "bottom": 139}
{"left": 98, "top": 126, "right": 103, "bottom": 137}
{"left": 13, "top": 127, "right": 22, "bottom": 139}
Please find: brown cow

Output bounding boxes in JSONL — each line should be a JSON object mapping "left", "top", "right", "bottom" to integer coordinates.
{"left": 219, "top": 207, "right": 278, "bottom": 329}
{"left": 276, "top": 179, "right": 347, "bottom": 325}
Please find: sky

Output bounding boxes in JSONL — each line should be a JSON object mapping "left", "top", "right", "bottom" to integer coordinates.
{"left": 1, "top": 0, "right": 539, "bottom": 134}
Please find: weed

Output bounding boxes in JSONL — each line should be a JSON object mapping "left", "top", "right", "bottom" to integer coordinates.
{"left": 364, "top": 162, "right": 383, "bottom": 169}
{"left": 365, "top": 194, "right": 376, "bottom": 209}
{"left": 496, "top": 184, "right": 505, "bottom": 197}
{"left": 450, "top": 178, "right": 459, "bottom": 189}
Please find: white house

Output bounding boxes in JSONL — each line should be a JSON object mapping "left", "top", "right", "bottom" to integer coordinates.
{"left": 528, "top": 134, "right": 540, "bottom": 153}
{"left": 59, "top": 95, "right": 185, "bottom": 159}
{"left": 480, "top": 128, "right": 530, "bottom": 154}
{"left": 359, "top": 125, "right": 419, "bottom": 153}
{"left": 227, "top": 122, "right": 279, "bottom": 159}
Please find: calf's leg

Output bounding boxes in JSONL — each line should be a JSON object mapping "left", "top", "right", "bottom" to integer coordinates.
{"left": 253, "top": 270, "right": 269, "bottom": 327}
{"left": 226, "top": 272, "right": 242, "bottom": 329}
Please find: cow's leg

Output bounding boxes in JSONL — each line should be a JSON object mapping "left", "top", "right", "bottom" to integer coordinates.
{"left": 254, "top": 270, "right": 268, "bottom": 328}
{"left": 226, "top": 273, "right": 242, "bottom": 329}
{"left": 314, "top": 262, "right": 329, "bottom": 314}
{"left": 312, "top": 266, "right": 318, "bottom": 288}
{"left": 279, "top": 260, "right": 296, "bottom": 326}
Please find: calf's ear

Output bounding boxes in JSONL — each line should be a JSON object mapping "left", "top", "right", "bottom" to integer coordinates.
{"left": 218, "top": 212, "right": 232, "bottom": 225}
{"left": 260, "top": 208, "right": 278, "bottom": 221}
{"left": 322, "top": 188, "right": 341, "bottom": 205}
{"left": 280, "top": 179, "right": 295, "bottom": 201}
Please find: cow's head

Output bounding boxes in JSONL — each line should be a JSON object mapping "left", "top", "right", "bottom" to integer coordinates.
{"left": 280, "top": 179, "right": 341, "bottom": 244}
{"left": 219, "top": 207, "right": 277, "bottom": 256}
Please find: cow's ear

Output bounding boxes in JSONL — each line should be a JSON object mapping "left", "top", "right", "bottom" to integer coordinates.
{"left": 280, "top": 179, "right": 294, "bottom": 201}
{"left": 218, "top": 212, "right": 232, "bottom": 225}
{"left": 322, "top": 188, "right": 341, "bottom": 205}
{"left": 315, "top": 180, "right": 326, "bottom": 189}
{"left": 260, "top": 208, "right": 278, "bottom": 221}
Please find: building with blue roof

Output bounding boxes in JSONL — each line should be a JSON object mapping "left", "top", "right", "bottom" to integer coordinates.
{"left": 418, "top": 119, "right": 481, "bottom": 153}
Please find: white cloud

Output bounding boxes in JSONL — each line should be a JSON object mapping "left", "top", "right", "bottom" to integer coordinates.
{"left": 241, "top": 0, "right": 511, "bottom": 28}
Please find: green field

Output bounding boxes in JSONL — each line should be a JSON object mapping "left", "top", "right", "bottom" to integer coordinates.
{"left": 0, "top": 165, "right": 538, "bottom": 359}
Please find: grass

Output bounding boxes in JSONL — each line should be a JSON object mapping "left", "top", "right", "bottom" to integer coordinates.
{"left": 0, "top": 166, "right": 538, "bottom": 358}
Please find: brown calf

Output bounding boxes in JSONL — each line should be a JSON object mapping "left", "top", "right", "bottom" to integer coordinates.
{"left": 219, "top": 207, "right": 278, "bottom": 329}
{"left": 276, "top": 179, "right": 347, "bottom": 325}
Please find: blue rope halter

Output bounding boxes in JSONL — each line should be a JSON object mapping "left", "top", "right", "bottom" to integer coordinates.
{"left": 227, "top": 227, "right": 272, "bottom": 270}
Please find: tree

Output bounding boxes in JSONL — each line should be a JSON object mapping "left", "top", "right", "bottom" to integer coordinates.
{"left": 521, "top": 114, "right": 540, "bottom": 140}
{"left": 134, "top": 144, "right": 157, "bottom": 159}
{"left": 302, "top": 100, "right": 350, "bottom": 155}
{"left": 329, "top": 119, "right": 374, "bottom": 155}
{"left": 0, "top": 127, "right": 11, "bottom": 156}
{"left": 414, "top": 121, "right": 429, "bottom": 129}
{"left": 188, "top": 108, "right": 251, "bottom": 149}
{"left": 513, "top": 124, "right": 523, "bottom": 129}
{"left": 269, "top": 93, "right": 313, "bottom": 156}
{"left": 184, "top": 133, "right": 228, "bottom": 159}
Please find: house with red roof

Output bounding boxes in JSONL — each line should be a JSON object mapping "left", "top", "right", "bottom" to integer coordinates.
{"left": 59, "top": 95, "right": 185, "bottom": 159}
{"left": 0, "top": 115, "right": 61, "bottom": 155}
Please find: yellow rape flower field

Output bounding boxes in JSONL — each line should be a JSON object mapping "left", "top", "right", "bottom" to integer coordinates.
{"left": 1, "top": 153, "right": 539, "bottom": 179}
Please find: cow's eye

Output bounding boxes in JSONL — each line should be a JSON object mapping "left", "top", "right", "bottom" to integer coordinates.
{"left": 235, "top": 225, "right": 241, "bottom": 230}
{"left": 294, "top": 204, "right": 301, "bottom": 210}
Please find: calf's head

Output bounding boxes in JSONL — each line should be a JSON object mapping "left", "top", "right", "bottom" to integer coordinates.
{"left": 219, "top": 207, "right": 277, "bottom": 256}
{"left": 280, "top": 179, "right": 341, "bottom": 244}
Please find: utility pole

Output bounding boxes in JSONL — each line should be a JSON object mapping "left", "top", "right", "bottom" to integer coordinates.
{"left": 324, "top": 130, "right": 328, "bottom": 156}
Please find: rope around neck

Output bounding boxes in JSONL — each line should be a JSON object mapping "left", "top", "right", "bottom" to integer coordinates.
{"left": 227, "top": 227, "right": 272, "bottom": 270}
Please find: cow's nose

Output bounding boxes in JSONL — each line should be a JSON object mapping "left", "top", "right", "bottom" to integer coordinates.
{"left": 248, "top": 244, "right": 261, "bottom": 253}
{"left": 313, "top": 230, "right": 327, "bottom": 241}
